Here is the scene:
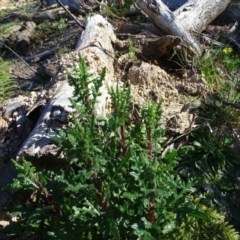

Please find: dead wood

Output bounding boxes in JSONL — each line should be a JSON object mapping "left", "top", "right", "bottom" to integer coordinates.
{"left": 26, "top": 47, "right": 58, "bottom": 63}
{"left": 174, "top": 0, "right": 231, "bottom": 32}
{"left": 1, "top": 7, "right": 70, "bottom": 24}
{"left": 136, "top": 0, "right": 202, "bottom": 55}
{"left": 17, "top": 14, "right": 116, "bottom": 161}
{"left": 56, "top": 0, "right": 85, "bottom": 29}
{"left": 32, "top": 6, "right": 68, "bottom": 23}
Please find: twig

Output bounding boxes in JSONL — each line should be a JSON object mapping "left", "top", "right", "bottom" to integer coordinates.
{"left": 0, "top": 40, "right": 37, "bottom": 74}
{"left": 26, "top": 47, "right": 58, "bottom": 63}
{"left": 56, "top": 0, "right": 85, "bottom": 29}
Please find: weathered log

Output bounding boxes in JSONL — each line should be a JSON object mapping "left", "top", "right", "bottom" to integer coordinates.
{"left": 17, "top": 14, "right": 116, "bottom": 161}
{"left": 174, "top": 0, "right": 231, "bottom": 32}
{"left": 136, "top": 0, "right": 202, "bottom": 55}
{"left": 163, "top": 0, "right": 237, "bottom": 24}
{"left": 136, "top": 0, "right": 231, "bottom": 55}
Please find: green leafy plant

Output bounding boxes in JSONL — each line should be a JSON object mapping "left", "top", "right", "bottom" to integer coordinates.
{"left": 189, "top": 45, "right": 240, "bottom": 127}
{"left": 128, "top": 38, "right": 137, "bottom": 62}
{"left": 170, "top": 197, "right": 240, "bottom": 240}
{"left": 179, "top": 126, "right": 238, "bottom": 174}
{"left": 0, "top": 57, "right": 17, "bottom": 108}
{"left": 195, "top": 46, "right": 240, "bottom": 84}
{"left": 0, "top": 8, "right": 15, "bottom": 18}
{"left": 0, "top": 22, "right": 22, "bottom": 39}
{"left": 33, "top": 18, "right": 67, "bottom": 41}
{"left": 3, "top": 55, "right": 210, "bottom": 239}
{"left": 102, "top": 0, "right": 135, "bottom": 17}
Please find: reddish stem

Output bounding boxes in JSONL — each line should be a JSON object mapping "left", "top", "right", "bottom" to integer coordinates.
{"left": 120, "top": 124, "right": 127, "bottom": 156}
{"left": 34, "top": 180, "right": 62, "bottom": 217}
{"left": 93, "top": 171, "right": 107, "bottom": 212}
{"left": 147, "top": 128, "right": 155, "bottom": 223}
{"left": 147, "top": 129, "right": 152, "bottom": 161}
{"left": 148, "top": 196, "right": 155, "bottom": 223}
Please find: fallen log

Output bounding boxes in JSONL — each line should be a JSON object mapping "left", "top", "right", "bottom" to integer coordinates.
{"left": 136, "top": 0, "right": 202, "bottom": 55}
{"left": 17, "top": 14, "right": 116, "bottom": 161}
{"left": 174, "top": 0, "right": 231, "bottom": 32}
{"left": 136, "top": 0, "right": 231, "bottom": 55}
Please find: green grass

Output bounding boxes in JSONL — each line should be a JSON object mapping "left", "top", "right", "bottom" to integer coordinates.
{"left": 0, "top": 8, "right": 14, "bottom": 18}
{"left": 0, "top": 22, "right": 22, "bottom": 37}
{"left": 179, "top": 46, "right": 240, "bottom": 127}
{"left": 0, "top": 57, "right": 17, "bottom": 108}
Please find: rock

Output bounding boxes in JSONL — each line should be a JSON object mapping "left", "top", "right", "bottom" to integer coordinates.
{"left": 166, "top": 112, "right": 195, "bottom": 134}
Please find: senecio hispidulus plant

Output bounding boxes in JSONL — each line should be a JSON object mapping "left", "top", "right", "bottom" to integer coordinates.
{"left": 0, "top": 57, "right": 16, "bottom": 108}
{"left": 3, "top": 55, "right": 239, "bottom": 239}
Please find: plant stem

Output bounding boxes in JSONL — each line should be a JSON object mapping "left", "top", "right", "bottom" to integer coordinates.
{"left": 34, "top": 180, "right": 62, "bottom": 217}
{"left": 147, "top": 128, "right": 155, "bottom": 223}
{"left": 120, "top": 124, "right": 127, "bottom": 156}
{"left": 93, "top": 171, "right": 107, "bottom": 212}
{"left": 147, "top": 128, "right": 152, "bottom": 161}
{"left": 148, "top": 196, "right": 155, "bottom": 223}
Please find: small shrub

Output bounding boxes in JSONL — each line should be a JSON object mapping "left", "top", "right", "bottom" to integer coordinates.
{"left": 3, "top": 55, "right": 209, "bottom": 239}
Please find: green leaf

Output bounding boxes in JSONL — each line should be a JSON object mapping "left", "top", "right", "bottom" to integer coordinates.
{"left": 109, "top": 219, "right": 120, "bottom": 240}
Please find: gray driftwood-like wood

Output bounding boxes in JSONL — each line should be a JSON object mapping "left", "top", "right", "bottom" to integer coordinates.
{"left": 136, "top": 0, "right": 202, "bottom": 55}
{"left": 17, "top": 14, "right": 116, "bottom": 161}
{"left": 136, "top": 0, "right": 231, "bottom": 55}
{"left": 174, "top": 0, "right": 231, "bottom": 32}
